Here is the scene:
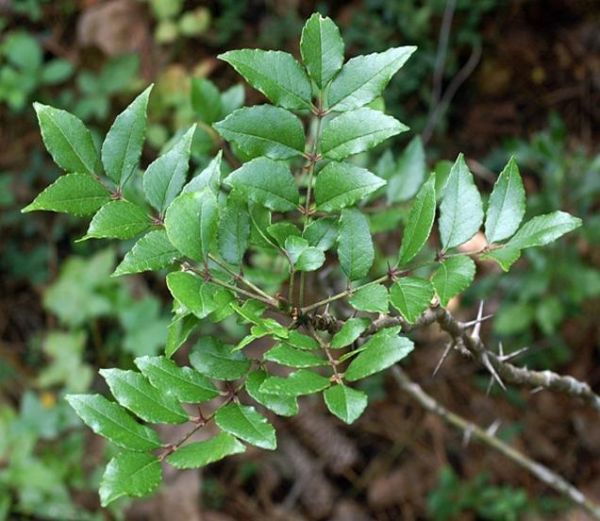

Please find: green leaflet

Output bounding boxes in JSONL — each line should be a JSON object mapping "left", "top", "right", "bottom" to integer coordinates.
{"left": 165, "top": 189, "right": 218, "bottom": 262}
{"left": 327, "top": 47, "right": 416, "bottom": 111}
{"left": 100, "top": 452, "right": 161, "bottom": 507}
{"left": 398, "top": 175, "right": 436, "bottom": 265}
{"left": 349, "top": 284, "right": 389, "bottom": 314}
{"left": 320, "top": 108, "right": 407, "bottom": 160}
{"left": 102, "top": 86, "right": 152, "bottom": 185}
{"left": 215, "top": 403, "right": 277, "bottom": 450}
{"left": 481, "top": 246, "right": 521, "bottom": 272}
{"left": 303, "top": 217, "right": 338, "bottom": 251}
{"left": 315, "top": 161, "right": 386, "bottom": 212}
{"left": 484, "top": 157, "right": 526, "bottom": 244}
{"left": 245, "top": 370, "right": 299, "bottom": 417}
{"left": 330, "top": 317, "right": 370, "bottom": 348}
{"left": 183, "top": 151, "right": 222, "bottom": 194}
{"left": 82, "top": 200, "right": 150, "bottom": 240}
{"left": 215, "top": 105, "right": 305, "bottom": 160}
{"left": 191, "top": 77, "right": 222, "bottom": 124}
{"left": 221, "top": 84, "right": 246, "bottom": 116}
{"left": 268, "top": 222, "right": 301, "bottom": 247}
{"left": 300, "top": 13, "right": 344, "bottom": 88}
{"left": 100, "top": 368, "right": 188, "bottom": 424}
{"left": 264, "top": 343, "right": 327, "bottom": 368}
{"left": 439, "top": 154, "right": 483, "bottom": 250}
{"left": 387, "top": 136, "right": 426, "bottom": 203}
{"left": 389, "top": 277, "right": 434, "bottom": 323}
{"left": 66, "top": 394, "right": 161, "bottom": 451}
{"left": 284, "top": 236, "right": 325, "bottom": 272}
{"left": 189, "top": 337, "right": 251, "bottom": 380}
{"left": 218, "top": 195, "right": 250, "bottom": 266}
{"left": 506, "top": 211, "right": 582, "bottom": 250}
{"left": 113, "top": 230, "right": 180, "bottom": 277}
{"left": 22, "top": 173, "right": 110, "bottom": 216}
{"left": 431, "top": 256, "right": 476, "bottom": 307}
{"left": 259, "top": 369, "right": 331, "bottom": 397}
{"left": 323, "top": 384, "right": 368, "bottom": 424}
{"left": 166, "top": 271, "right": 223, "bottom": 319}
{"left": 34, "top": 102, "right": 98, "bottom": 175}
{"left": 143, "top": 125, "right": 196, "bottom": 213}
{"left": 345, "top": 334, "right": 414, "bottom": 381}
{"left": 287, "top": 330, "right": 319, "bottom": 350}
{"left": 134, "top": 355, "right": 219, "bottom": 403}
{"left": 167, "top": 432, "right": 246, "bottom": 469}
{"left": 165, "top": 313, "right": 199, "bottom": 358}
{"left": 338, "top": 208, "right": 374, "bottom": 281}
{"left": 219, "top": 49, "right": 312, "bottom": 110}
{"left": 225, "top": 157, "right": 300, "bottom": 212}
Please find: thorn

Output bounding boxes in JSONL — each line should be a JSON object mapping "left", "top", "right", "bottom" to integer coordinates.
{"left": 433, "top": 341, "right": 454, "bottom": 376}
{"left": 486, "top": 375, "right": 494, "bottom": 396}
{"left": 499, "top": 346, "right": 530, "bottom": 362}
{"left": 498, "top": 341, "right": 504, "bottom": 357}
{"left": 531, "top": 386, "right": 544, "bottom": 394}
{"left": 482, "top": 352, "right": 506, "bottom": 391}
{"left": 486, "top": 419, "right": 501, "bottom": 437}
{"left": 462, "top": 424, "right": 474, "bottom": 447}
{"left": 472, "top": 301, "right": 485, "bottom": 339}
{"left": 461, "top": 314, "right": 494, "bottom": 329}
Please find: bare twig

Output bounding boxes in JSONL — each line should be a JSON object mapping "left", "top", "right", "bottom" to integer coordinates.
{"left": 392, "top": 366, "right": 600, "bottom": 520}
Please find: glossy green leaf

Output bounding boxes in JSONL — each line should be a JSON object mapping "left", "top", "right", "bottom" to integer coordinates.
{"left": 259, "top": 369, "right": 331, "bottom": 397}
{"left": 190, "top": 337, "right": 251, "bottom": 380}
{"left": 113, "top": 230, "right": 180, "bottom": 276}
{"left": 338, "top": 208, "right": 374, "bottom": 280}
{"left": 34, "top": 102, "right": 98, "bottom": 175}
{"left": 330, "top": 317, "right": 370, "bottom": 348}
{"left": 398, "top": 175, "right": 436, "bottom": 265}
{"left": 225, "top": 157, "right": 299, "bottom": 212}
{"left": 183, "top": 151, "right": 222, "bottom": 194}
{"left": 102, "top": 86, "right": 152, "bottom": 185}
{"left": 165, "top": 313, "right": 199, "bottom": 358}
{"left": 300, "top": 13, "right": 344, "bottom": 88}
{"left": 387, "top": 137, "right": 426, "bottom": 204}
{"left": 439, "top": 154, "right": 483, "bottom": 250}
{"left": 389, "top": 277, "right": 434, "bottom": 323}
{"left": 100, "top": 452, "right": 161, "bottom": 507}
{"left": 218, "top": 196, "right": 250, "bottom": 265}
{"left": 349, "top": 284, "right": 389, "bottom": 314}
{"left": 264, "top": 343, "right": 326, "bottom": 368}
{"left": 135, "top": 355, "right": 219, "bottom": 403}
{"left": 167, "top": 432, "right": 245, "bottom": 469}
{"left": 215, "top": 105, "right": 305, "bottom": 159}
{"left": 284, "top": 236, "right": 325, "bottom": 272}
{"left": 506, "top": 211, "right": 582, "bottom": 249}
{"left": 245, "top": 370, "right": 299, "bottom": 416}
{"left": 481, "top": 246, "right": 521, "bottom": 271}
{"left": 221, "top": 84, "right": 246, "bottom": 116}
{"left": 315, "top": 162, "right": 385, "bottom": 212}
{"left": 321, "top": 108, "right": 406, "bottom": 160}
{"left": 165, "top": 189, "right": 218, "bottom": 261}
{"left": 166, "top": 271, "right": 222, "bottom": 319}
{"left": 303, "top": 217, "right": 338, "bottom": 251}
{"left": 66, "top": 394, "right": 161, "bottom": 451}
{"left": 327, "top": 47, "right": 416, "bottom": 111}
{"left": 143, "top": 125, "right": 196, "bottom": 213}
{"left": 83, "top": 200, "right": 150, "bottom": 240}
{"left": 287, "top": 330, "right": 319, "bottom": 350}
{"left": 431, "top": 256, "right": 476, "bottom": 307}
{"left": 215, "top": 403, "right": 276, "bottom": 450}
{"left": 345, "top": 334, "right": 413, "bottom": 381}
{"left": 22, "top": 173, "right": 109, "bottom": 216}
{"left": 100, "top": 368, "right": 188, "bottom": 424}
{"left": 268, "top": 222, "right": 301, "bottom": 247}
{"left": 219, "top": 50, "right": 312, "bottom": 110}
{"left": 484, "top": 157, "right": 526, "bottom": 243}
{"left": 191, "top": 77, "right": 222, "bottom": 124}
{"left": 323, "top": 384, "right": 367, "bottom": 424}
